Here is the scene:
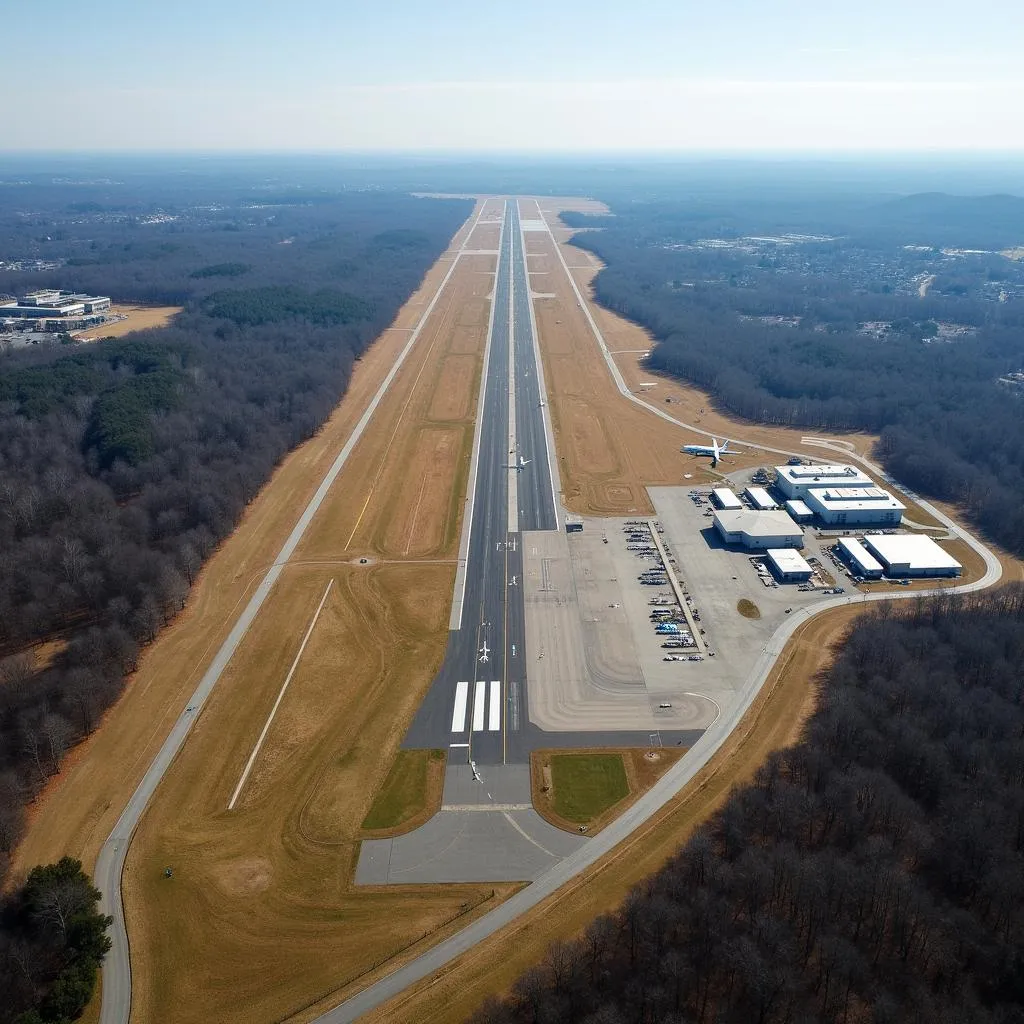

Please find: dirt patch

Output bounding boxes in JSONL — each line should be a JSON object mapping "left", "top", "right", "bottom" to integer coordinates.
{"left": 211, "top": 856, "right": 273, "bottom": 896}
{"left": 427, "top": 353, "right": 477, "bottom": 422}
{"left": 76, "top": 304, "right": 181, "bottom": 340}
{"left": 737, "top": 599, "right": 761, "bottom": 619}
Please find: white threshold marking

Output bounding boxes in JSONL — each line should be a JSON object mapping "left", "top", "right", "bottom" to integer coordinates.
{"left": 488, "top": 679, "right": 501, "bottom": 731}
{"left": 449, "top": 742, "right": 470, "bottom": 748}
{"left": 451, "top": 680, "right": 469, "bottom": 732}
{"left": 227, "top": 580, "right": 333, "bottom": 810}
{"left": 472, "top": 680, "right": 486, "bottom": 732}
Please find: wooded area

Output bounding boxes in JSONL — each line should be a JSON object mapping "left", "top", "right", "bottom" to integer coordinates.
{"left": 564, "top": 193, "right": 1024, "bottom": 555}
{"left": 0, "top": 857, "right": 110, "bottom": 1023}
{"left": 0, "top": 179, "right": 471, "bottom": 882}
{"left": 472, "top": 587, "right": 1024, "bottom": 1024}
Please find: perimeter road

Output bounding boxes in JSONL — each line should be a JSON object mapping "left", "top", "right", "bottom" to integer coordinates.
{"left": 94, "top": 202, "right": 492, "bottom": 1024}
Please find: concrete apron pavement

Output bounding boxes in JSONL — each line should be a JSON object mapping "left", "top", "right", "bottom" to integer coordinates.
{"left": 355, "top": 764, "right": 587, "bottom": 885}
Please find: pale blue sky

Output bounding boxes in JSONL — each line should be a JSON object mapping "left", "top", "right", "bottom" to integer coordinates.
{"left": 9, "top": 0, "right": 1024, "bottom": 150}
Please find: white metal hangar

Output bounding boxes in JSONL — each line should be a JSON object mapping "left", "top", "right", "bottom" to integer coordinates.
{"left": 745, "top": 486, "right": 778, "bottom": 510}
{"left": 714, "top": 509, "right": 804, "bottom": 550}
{"left": 712, "top": 487, "right": 743, "bottom": 510}
{"left": 836, "top": 537, "right": 883, "bottom": 578}
{"left": 863, "top": 534, "right": 962, "bottom": 577}
{"left": 785, "top": 499, "right": 814, "bottom": 523}
{"left": 775, "top": 463, "right": 873, "bottom": 500}
{"left": 765, "top": 548, "right": 813, "bottom": 581}
{"left": 805, "top": 486, "right": 905, "bottom": 526}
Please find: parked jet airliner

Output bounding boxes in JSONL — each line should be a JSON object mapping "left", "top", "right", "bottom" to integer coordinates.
{"left": 681, "top": 437, "right": 739, "bottom": 468}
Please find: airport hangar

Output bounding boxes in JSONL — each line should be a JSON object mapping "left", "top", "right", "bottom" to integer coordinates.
{"left": 863, "top": 533, "right": 962, "bottom": 578}
{"left": 714, "top": 508, "right": 805, "bottom": 550}
{"left": 775, "top": 463, "right": 905, "bottom": 527}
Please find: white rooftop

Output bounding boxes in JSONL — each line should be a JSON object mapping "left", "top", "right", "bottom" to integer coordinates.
{"left": 766, "top": 548, "right": 812, "bottom": 574}
{"left": 777, "top": 463, "right": 870, "bottom": 482}
{"left": 745, "top": 486, "right": 777, "bottom": 507}
{"left": 864, "top": 533, "right": 962, "bottom": 572}
{"left": 837, "top": 537, "right": 883, "bottom": 573}
{"left": 714, "top": 509, "right": 802, "bottom": 538}
{"left": 785, "top": 499, "right": 813, "bottom": 516}
{"left": 809, "top": 486, "right": 905, "bottom": 512}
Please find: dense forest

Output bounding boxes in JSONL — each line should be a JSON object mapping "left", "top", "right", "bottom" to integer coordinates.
{"left": 0, "top": 175, "right": 471, "bottom": 881}
{"left": 0, "top": 858, "right": 110, "bottom": 1023}
{"left": 564, "top": 192, "right": 1024, "bottom": 555}
{"left": 472, "top": 587, "right": 1024, "bottom": 1024}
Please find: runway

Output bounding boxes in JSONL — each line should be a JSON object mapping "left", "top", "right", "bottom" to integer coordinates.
{"left": 403, "top": 201, "right": 557, "bottom": 766}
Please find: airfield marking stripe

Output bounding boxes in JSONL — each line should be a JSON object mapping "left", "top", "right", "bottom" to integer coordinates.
{"left": 227, "top": 579, "right": 334, "bottom": 811}
{"left": 451, "top": 680, "right": 469, "bottom": 732}
{"left": 472, "top": 680, "right": 487, "bottom": 732}
{"left": 488, "top": 680, "right": 501, "bottom": 731}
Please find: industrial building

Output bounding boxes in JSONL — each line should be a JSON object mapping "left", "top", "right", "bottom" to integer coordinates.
{"left": 714, "top": 509, "right": 804, "bottom": 550}
{"left": 836, "top": 537, "right": 883, "bottom": 578}
{"left": 711, "top": 487, "right": 742, "bottom": 510}
{"left": 744, "top": 486, "right": 778, "bottom": 510}
{"left": 765, "top": 548, "right": 813, "bottom": 582}
{"left": 775, "top": 462, "right": 873, "bottom": 500}
{"left": 863, "top": 534, "right": 962, "bottom": 578}
{"left": 805, "top": 486, "right": 905, "bottom": 527}
{"left": 0, "top": 289, "right": 111, "bottom": 318}
{"left": 785, "top": 499, "right": 814, "bottom": 523}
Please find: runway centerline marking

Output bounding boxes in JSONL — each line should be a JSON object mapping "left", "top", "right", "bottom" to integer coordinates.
{"left": 227, "top": 579, "right": 334, "bottom": 810}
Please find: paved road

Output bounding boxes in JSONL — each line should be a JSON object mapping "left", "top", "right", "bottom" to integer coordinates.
{"left": 94, "top": 206, "right": 491, "bottom": 1024}
{"left": 309, "top": 204, "right": 1005, "bottom": 1024}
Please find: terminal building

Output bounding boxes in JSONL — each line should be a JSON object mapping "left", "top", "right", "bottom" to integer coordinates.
{"left": 765, "top": 548, "right": 813, "bottom": 582}
{"left": 711, "top": 487, "right": 742, "bottom": 510}
{"left": 714, "top": 509, "right": 804, "bottom": 550}
{"left": 775, "top": 463, "right": 873, "bottom": 500}
{"left": 836, "top": 537, "right": 884, "bottom": 578}
{"left": 805, "top": 486, "right": 905, "bottom": 527}
{"left": 744, "top": 486, "right": 778, "bottom": 510}
{"left": 863, "top": 533, "right": 962, "bottom": 578}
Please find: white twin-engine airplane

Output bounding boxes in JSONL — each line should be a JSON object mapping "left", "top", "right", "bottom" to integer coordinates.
{"left": 681, "top": 437, "right": 739, "bottom": 468}
{"left": 478, "top": 641, "right": 490, "bottom": 664}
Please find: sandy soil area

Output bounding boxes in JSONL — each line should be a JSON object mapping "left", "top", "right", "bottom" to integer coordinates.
{"left": 75, "top": 304, "right": 182, "bottom": 340}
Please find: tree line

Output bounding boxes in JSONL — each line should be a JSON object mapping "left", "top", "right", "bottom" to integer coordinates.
{"left": 471, "top": 586, "right": 1024, "bottom": 1024}
{"left": 0, "top": 183, "right": 472, "bottom": 882}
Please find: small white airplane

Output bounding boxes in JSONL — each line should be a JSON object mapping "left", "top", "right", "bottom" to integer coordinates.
{"left": 681, "top": 437, "right": 739, "bottom": 468}
{"left": 508, "top": 453, "right": 531, "bottom": 470}
{"left": 478, "top": 641, "right": 490, "bottom": 663}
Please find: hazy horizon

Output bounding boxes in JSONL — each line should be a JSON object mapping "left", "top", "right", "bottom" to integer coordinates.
{"left": 8, "top": 0, "right": 1024, "bottom": 153}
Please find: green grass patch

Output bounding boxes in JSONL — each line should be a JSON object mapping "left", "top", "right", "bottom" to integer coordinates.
{"left": 550, "top": 753, "right": 629, "bottom": 823}
{"left": 737, "top": 598, "right": 761, "bottom": 619}
{"left": 361, "top": 749, "right": 445, "bottom": 830}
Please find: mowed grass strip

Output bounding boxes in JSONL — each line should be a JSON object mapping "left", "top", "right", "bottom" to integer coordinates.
{"left": 362, "top": 749, "right": 445, "bottom": 831}
{"left": 550, "top": 754, "right": 629, "bottom": 824}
